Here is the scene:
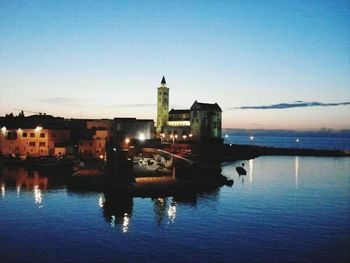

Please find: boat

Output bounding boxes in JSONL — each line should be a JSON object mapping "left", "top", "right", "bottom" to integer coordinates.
{"left": 235, "top": 164, "right": 247, "bottom": 175}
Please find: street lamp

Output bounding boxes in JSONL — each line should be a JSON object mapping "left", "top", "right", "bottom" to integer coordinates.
{"left": 160, "top": 133, "right": 165, "bottom": 143}
{"left": 35, "top": 126, "right": 42, "bottom": 132}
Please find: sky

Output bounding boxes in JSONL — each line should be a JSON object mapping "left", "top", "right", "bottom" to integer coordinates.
{"left": 0, "top": 0, "right": 349, "bottom": 130}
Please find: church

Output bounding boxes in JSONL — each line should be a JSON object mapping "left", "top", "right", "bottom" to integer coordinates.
{"left": 156, "top": 76, "right": 222, "bottom": 142}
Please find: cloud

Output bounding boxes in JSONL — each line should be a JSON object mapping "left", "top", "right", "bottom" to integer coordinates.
{"left": 230, "top": 101, "right": 350, "bottom": 110}
{"left": 37, "top": 97, "right": 87, "bottom": 108}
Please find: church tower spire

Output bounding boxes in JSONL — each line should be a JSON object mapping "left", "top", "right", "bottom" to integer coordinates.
{"left": 156, "top": 76, "right": 169, "bottom": 135}
{"left": 161, "top": 75, "right": 166, "bottom": 85}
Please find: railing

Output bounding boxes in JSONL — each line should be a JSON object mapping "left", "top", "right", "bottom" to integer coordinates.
{"left": 142, "top": 148, "right": 193, "bottom": 167}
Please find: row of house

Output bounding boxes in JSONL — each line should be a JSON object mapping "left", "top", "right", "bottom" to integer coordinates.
{"left": 0, "top": 115, "right": 154, "bottom": 159}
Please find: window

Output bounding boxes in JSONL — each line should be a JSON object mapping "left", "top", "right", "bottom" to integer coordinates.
{"left": 40, "top": 133, "right": 45, "bottom": 138}
{"left": 39, "top": 142, "right": 45, "bottom": 147}
{"left": 30, "top": 133, "right": 35, "bottom": 138}
{"left": 22, "top": 132, "right": 27, "bottom": 138}
{"left": 7, "top": 132, "right": 17, "bottom": 140}
{"left": 29, "top": 142, "right": 35, "bottom": 147}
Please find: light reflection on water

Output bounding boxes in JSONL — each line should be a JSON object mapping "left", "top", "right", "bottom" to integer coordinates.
{"left": 0, "top": 156, "right": 349, "bottom": 263}
{"left": 295, "top": 156, "right": 299, "bottom": 190}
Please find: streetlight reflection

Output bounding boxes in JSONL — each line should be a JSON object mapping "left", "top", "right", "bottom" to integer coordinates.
{"left": 249, "top": 159, "right": 254, "bottom": 184}
{"left": 98, "top": 194, "right": 105, "bottom": 208}
{"left": 295, "top": 156, "right": 299, "bottom": 190}
{"left": 1, "top": 183, "right": 5, "bottom": 198}
{"left": 34, "top": 185, "right": 43, "bottom": 207}
{"left": 167, "top": 201, "right": 177, "bottom": 223}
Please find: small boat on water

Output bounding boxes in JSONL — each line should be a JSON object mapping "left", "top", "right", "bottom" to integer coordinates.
{"left": 236, "top": 163, "right": 247, "bottom": 175}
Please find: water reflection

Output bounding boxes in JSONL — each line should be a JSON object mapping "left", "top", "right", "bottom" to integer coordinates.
{"left": 102, "top": 193, "right": 133, "bottom": 233}
{"left": 0, "top": 167, "right": 68, "bottom": 190}
{"left": 153, "top": 197, "right": 177, "bottom": 225}
{"left": 0, "top": 167, "right": 70, "bottom": 207}
{"left": 249, "top": 159, "right": 254, "bottom": 184}
{"left": 1, "top": 183, "right": 5, "bottom": 198}
{"left": 295, "top": 156, "right": 299, "bottom": 190}
{"left": 34, "top": 185, "right": 43, "bottom": 208}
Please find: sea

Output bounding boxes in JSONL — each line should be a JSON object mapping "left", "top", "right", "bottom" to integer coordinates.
{"left": 222, "top": 129, "right": 350, "bottom": 151}
{"left": 0, "top": 132, "right": 349, "bottom": 263}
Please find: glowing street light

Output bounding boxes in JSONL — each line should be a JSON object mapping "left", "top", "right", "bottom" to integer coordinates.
{"left": 182, "top": 135, "right": 187, "bottom": 141}
{"left": 138, "top": 133, "right": 145, "bottom": 141}
{"left": 250, "top": 136, "right": 254, "bottom": 141}
{"left": 35, "top": 126, "right": 42, "bottom": 132}
{"left": 125, "top": 138, "right": 130, "bottom": 144}
{"left": 1, "top": 126, "right": 6, "bottom": 135}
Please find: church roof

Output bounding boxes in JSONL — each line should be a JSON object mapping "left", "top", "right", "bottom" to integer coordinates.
{"left": 161, "top": 76, "right": 166, "bottom": 84}
{"left": 169, "top": 109, "right": 190, "bottom": 115}
{"left": 190, "top": 101, "right": 222, "bottom": 112}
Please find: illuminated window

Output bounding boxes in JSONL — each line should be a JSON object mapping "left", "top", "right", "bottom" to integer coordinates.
{"left": 40, "top": 133, "right": 45, "bottom": 138}
{"left": 39, "top": 142, "right": 45, "bottom": 147}
{"left": 30, "top": 133, "right": 35, "bottom": 138}
{"left": 29, "top": 142, "right": 35, "bottom": 147}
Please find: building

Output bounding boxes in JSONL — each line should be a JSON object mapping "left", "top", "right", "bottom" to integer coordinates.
{"left": 156, "top": 76, "right": 169, "bottom": 134}
{"left": 114, "top": 118, "right": 154, "bottom": 141}
{"left": 163, "top": 109, "right": 191, "bottom": 140}
{"left": 78, "top": 129, "right": 108, "bottom": 159}
{"left": 190, "top": 101, "right": 222, "bottom": 141}
{"left": 155, "top": 76, "right": 222, "bottom": 142}
{"left": 0, "top": 115, "right": 71, "bottom": 157}
{"left": 77, "top": 118, "right": 154, "bottom": 159}
{"left": 87, "top": 119, "right": 114, "bottom": 135}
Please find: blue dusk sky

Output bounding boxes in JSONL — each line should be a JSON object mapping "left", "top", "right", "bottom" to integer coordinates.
{"left": 0, "top": 0, "right": 349, "bottom": 130}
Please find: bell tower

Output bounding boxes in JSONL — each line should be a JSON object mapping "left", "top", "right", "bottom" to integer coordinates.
{"left": 156, "top": 76, "right": 169, "bottom": 135}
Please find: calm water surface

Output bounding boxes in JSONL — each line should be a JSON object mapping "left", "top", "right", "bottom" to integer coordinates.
{"left": 1, "top": 156, "right": 349, "bottom": 263}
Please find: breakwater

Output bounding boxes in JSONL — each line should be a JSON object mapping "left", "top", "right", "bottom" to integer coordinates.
{"left": 218, "top": 143, "right": 350, "bottom": 161}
